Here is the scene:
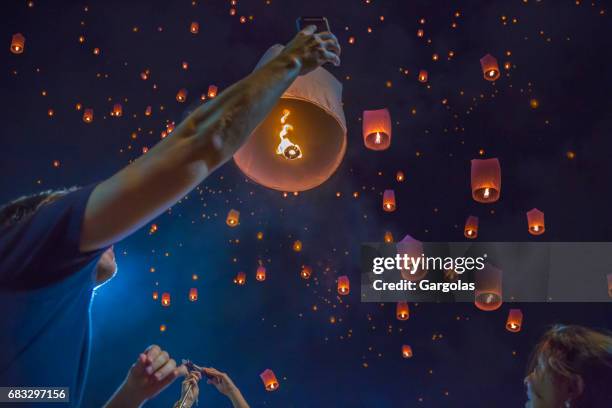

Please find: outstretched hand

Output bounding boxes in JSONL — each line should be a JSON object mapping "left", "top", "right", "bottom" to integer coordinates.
{"left": 281, "top": 25, "right": 341, "bottom": 76}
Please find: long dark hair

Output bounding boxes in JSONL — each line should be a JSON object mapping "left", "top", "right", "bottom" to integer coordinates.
{"left": 0, "top": 187, "right": 78, "bottom": 228}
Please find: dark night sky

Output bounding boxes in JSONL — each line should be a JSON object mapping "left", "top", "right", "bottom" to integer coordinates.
{"left": 2, "top": 1, "right": 612, "bottom": 407}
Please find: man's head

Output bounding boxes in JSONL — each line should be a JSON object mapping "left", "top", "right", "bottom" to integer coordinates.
{"left": 0, "top": 188, "right": 118, "bottom": 284}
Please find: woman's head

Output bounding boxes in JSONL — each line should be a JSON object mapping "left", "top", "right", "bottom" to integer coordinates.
{"left": 524, "top": 324, "right": 612, "bottom": 408}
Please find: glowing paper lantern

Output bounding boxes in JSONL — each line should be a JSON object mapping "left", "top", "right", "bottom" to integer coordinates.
{"left": 260, "top": 369, "right": 279, "bottom": 391}
{"left": 471, "top": 158, "right": 501, "bottom": 203}
{"left": 234, "top": 271, "right": 246, "bottom": 285}
{"left": 292, "top": 240, "right": 302, "bottom": 252}
{"left": 397, "top": 234, "right": 427, "bottom": 281}
{"left": 396, "top": 171, "right": 405, "bottom": 182}
{"left": 152, "top": 291, "right": 159, "bottom": 300}
{"left": 396, "top": 302, "right": 409, "bottom": 321}
{"left": 474, "top": 263, "right": 503, "bottom": 311}
{"left": 506, "top": 309, "right": 523, "bottom": 332}
{"left": 83, "top": 108, "right": 94, "bottom": 123}
{"left": 337, "top": 275, "right": 350, "bottom": 295}
{"left": 190, "top": 22, "right": 199, "bottom": 34}
{"left": 145, "top": 106, "right": 152, "bottom": 116}
{"left": 300, "top": 265, "right": 312, "bottom": 279}
{"left": 382, "top": 189, "right": 396, "bottom": 212}
{"left": 384, "top": 231, "right": 394, "bottom": 243}
{"left": 160, "top": 324, "right": 167, "bottom": 332}
{"left": 233, "top": 44, "right": 346, "bottom": 192}
{"left": 480, "top": 54, "right": 500, "bottom": 81}
{"left": 418, "top": 69, "right": 428, "bottom": 83}
{"left": 526, "top": 208, "right": 545, "bottom": 235}
{"left": 464, "top": 216, "right": 479, "bottom": 239}
{"left": 226, "top": 209, "right": 239, "bottom": 227}
{"left": 207, "top": 85, "right": 218, "bottom": 98}
{"left": 112, "top": 103, "right": 122, "bottom": 117}
{"left": 161, "top": 292, "right": 171, "bottom": 307}
{"left": 401, "top": 344, "right": 413, "bottom": 358}
{"left": 188, "top": 288, "right": 198, "bottom": 302}
{"left": 176, "top": 88, "right": 188, "bottom": 103}
{"left": 362, "top": 108, "right": 391, "bottom": 151}
{"left": 10, "top": 33, "right": 25, "bottom": 54}
{"left": 256, "top": 265, "right": 266, "bottom": 281}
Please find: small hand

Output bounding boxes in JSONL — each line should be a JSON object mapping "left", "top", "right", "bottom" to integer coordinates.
{"left": 178, "top": 371, "right": 202, "bottom": 408}
{"left": 281, "top": 25, "right": 341, "bottom": 75}
{"left": 202, "top": 367, "right": 238, "bottom": 397}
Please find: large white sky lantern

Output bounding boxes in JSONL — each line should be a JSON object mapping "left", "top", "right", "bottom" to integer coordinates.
{"left": 233, "top": 44, "right": 347, "bottom": 192}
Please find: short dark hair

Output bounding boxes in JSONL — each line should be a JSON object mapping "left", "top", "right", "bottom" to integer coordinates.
{"left": 0, "top": 187, "right": 78, "bottom": 228}
{"left": 527, "top": 324, "right": 612, "bottom": 407}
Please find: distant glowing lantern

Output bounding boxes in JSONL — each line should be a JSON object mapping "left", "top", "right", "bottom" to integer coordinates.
{"left": 397, "top": 234, "right": 427, "bottom": 281}
{"left": 260, "top": 369, "right": 279, "bottom": 391}
{"left": 257, "top": 231, "right": 264, "bottom": 240}
{"left": 152, "top": 291, "right": 159, "bottom": 300}
{"left": 471, "top": 158, "right": 501, "bottom": 203}
{"left": 337, "top": 275, "right": 350, "bottom": 295}
{"left": 160, "top": 324, "right": 166, "bottom": 332}
{"left": 234, "top": 271, "right": 246, "bottom": 285}
{"left": 362, "top": 108, "right": 392, "bottom": 151}
{"left": 480, "top": 54, "right": 500, "bottom": 81}
{"left": 256, "top": 265, "right": 266, "bottom": 281}
{"left": 292, "top": 240, "right": 302, "bottom": 252}
{"left": 396, "top": 302, "right": 410, "bottom": 321}
{"left": 401, "top": 344, "right": 413, "bottom": 358}
{"left": 608, "top": 273, "right": 612, "bottom": 298}
{"left": 526, "top": 208, "right": 545, "bottom": 235}
{"left": 506, "top": 309, "right": 523, "bottom": 332}
{"left": 112, "top": 103, "right": 122, "bottom": 117}
{"left": 382, "top": 189, "right": 396, "bottom": 212}
{"left": 226, "top": 209, "right": 239, "bottom": 227}
{"left": 300, "top": 265, "right": 312, "bottom": 279}
{"left": 145, "top": 106, "right": 152, "bottom": 116}
{"left": 161, "top": 292, "right": 171, "bottom": 307}
{"left": 83, "top": 108, "right": 94, "bottom": 123}
{"left": 417, "top": 29, "right": 424, "bottom": 38}
{"left": 474, "top": 263, "right": 503, "bottom": 311}
{"left": 10, "top": 33, "right": 25, "bottom": 54}
{"left": 418, "top": 69, "right": 428, "bottom": 83}
{"left": 207, "top": 85, "right": 218, "bottom": 98}
{"left": 188, "top": 288, "right": 198, "bottom": 302}
{"left": 464, "top": 216, "right": 479, "bottom": 239}
{"left": 233, "top": 44, "right": 346, "bottom": 192}
{"left": 396, "top": 171, "right": 405, "bottom": 182}
{"left": 190, "top": 22, "right": 199, "bottom": 34}
{"left": 384, "top": 231, "right": 394, "bottom": 243}
{"left": 176, "top": 88, "right": 188, "bottom": 103}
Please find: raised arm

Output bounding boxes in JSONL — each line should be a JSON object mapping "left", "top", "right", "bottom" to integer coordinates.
{"left": 80, "top": 26, "right": 340, "bottom": 252}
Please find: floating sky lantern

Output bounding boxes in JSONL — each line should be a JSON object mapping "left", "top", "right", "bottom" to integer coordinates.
{"left": 401, "top": 344, "right": 413, "bottom": 358}
{"left": 506, "top": 309, "right": 523, "bottom": 332}
{"left": 10, "top": 33, "right": 25, "bottom": 54}
{"left": 396, "top": 302, "right": 410, "bottom": 321}
{"left": 256, "top": 265, "right": 266, "bottom": 281}
{"left": 260, "top": 369, "right": 279, "bottom": 391}
{"left": 292, "top": 240, "right": 302, "bottom": 252}
{"left": 480, "top": 54, "right": 500, "bottom": 81}
{"left": 471, "top": 158, "right": 501, "bottom": 203}
{"left": 83, "top": 108, "right": 94, "bottom": 123}
{"left": 160, "top": 324, "right": 167, "bottom": 332}
{"left": 362, "top": 108, "right": 392, "bottom": 151}
{"left": 190, "top": 22, "right": 199, "bottom": 34}
{"left": 396, "top": 171, "right": 405, "bottom": 182}
{"left": 382, "top": 189, "right": 396, "bottom": 212}
{"left": 226, "top": 209, "right": 239, "bottom": 227}
{"left": 397, "top": 234, "right": 428, "bottom": 281}
{"left": 161, "top": 292, "right": 171, "bottom": 307}
{"left": 337, "top": 275, "right": 350, "bottom": 295}
{"left": 145, "top": 105, "right": 152, "bottom": 116}
{"left": 234, "top": 271, "right": 246, "bottom": 285}
{"left": 464, "top": 216, "right": 479, "bottom": 239}
{"left": 300, "top": 265, "right": 312, "bottom": 279}
{"left": 152, "top": 291, "right": 158, "bottom": 300}
{"left": 176, "top": 88, "right": 188, "bottom": 103}
{"left": 189, "top": 288, "right": 198, "bottom": 302}
{"left": 384, "top": 231, "right": 394, "bottom": 243}
{"left": 475, "top": 263, "right": 503, "bottom": 311}
{"left": 418, "top": 69, "right": 428, "bottom": 83}
{"left": 526, "top": 208, "right": 545, "bottom": 235}
{"left": 417, "top": 29, "right": 424, "bottom": 38}
{"left": 207, "top": 85, "right": 218, "bottom": 98}
{"left": 233, "top": 44, "right": 346, "bottom": 192}
{"left": 111, "top": 103, "right": 122, "bottom": 117}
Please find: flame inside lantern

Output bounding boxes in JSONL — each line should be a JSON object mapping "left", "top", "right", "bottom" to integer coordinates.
{"left": 276, "top": 109, "right": 302, "bottom": 160}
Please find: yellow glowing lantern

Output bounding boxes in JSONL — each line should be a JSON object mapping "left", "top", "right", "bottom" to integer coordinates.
{"left": 10, "top": 33, "right": 25, "bottom": 54}
{"left": 475, "top": 263, "right": 503, "bottom": 311}
{"left": 418, "top": 69, "right": 428, "bottom": 83}
{"left": 337, "top": 275, "right": 350, "bottom": 295}
{"left": 384, "top": 231, "right": 394, "bottom": 243}
{"left": 300, "top": 265, "right": 312, "bottom": 279}
{"left": 152, "top": 291, "right": 159, "bottom": 300}
{"left": 401, "top": 344, "right": 413, "bottom": 358}
{"left": 256, "top": 265, "right": 266, "bottom": 281}
{"left": 188, "top": 288, "right": 198, "bottom": 302}
{"left": 112, "top": 103, "right": 122, "bottom": 117}
{"left": 83, "top": 108, "right": 94, "bottom": 123}
{"left": 292, "top": 240, "right": 302, "bottom": 252}
{"left": 480, "top": 54, "right": 500, "bottom": 81}
{"left": 226, "top": 209, "right": 240, "bottom": 227}
{"left": 161, "top": 292, "right": 171, "bottom": 307}
{"left": 526, "top": 208, "right": 545, "bottom": 235}
{"left": 396, "top": 171, "right": 405, "bottom": 182}
{"left": 207, "top": 85, "right": 218, "bottom": 98}
{"left": 382, "top": 189, "right": 396, "bottom": 212}
{"left": 260, "top": 369, "right": 279, "bottom": 391}
{"left": 176, "top": 88, "right": 188, "bottom": 103}
{"left": 471, "top": 158, "right": 501, "bottom": 203}
{"left": 233, "top": 44, "right": 346, "bottom": 192}
{"left": 160, "top": 324, "right": 167, "bottom": 332}
{"left": 506, "top": 309, "right": 523, "bottom": 332}
{"left": 397, "top": 234, "right": 428, "bottom": 281}
{"left": 396, "top": 302, "right": 409, "bottom": 321}
{"left": 145, "top": 106, "right": 152, "bottom": 116}
{"left": 362, "top": 108, "right": 392, "bottom": 151}
{"left": 464, "top": 216, "right": 479, "bottom": 239}
{"left": 417, "top": 29, "right": 424, "bottom": 38}
{"left": 234, "top": 271, "right": 246, "bottom": 285}
{"left": 190, "top": 22, "right": 199, "bottom": 34}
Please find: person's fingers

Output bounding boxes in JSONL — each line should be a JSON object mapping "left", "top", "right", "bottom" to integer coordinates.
{"left": 175, "top": 364, "right": 189, "bottom": 378}
{"left": 318, "top": 49, "right": 341, "bottom": 67}
{"left": 321, "top": 39, "right": 341, "bottom": 55}
{"left": 154, "top": 358, "right": 176, "bottom": 381}
{"left": 156, "top": 365, "right": 182, "bottom": 390}
{"left": 144, "top": 345, "right": 162, "bottom": 364}
{"left": 132, "top": 353, "right": 148, "bottom": 375}
{"left": 149, "top": 350, "right": 169, "bottom": 375}
{"left": 300, "top": 25, "right": 317, "bottom": 36}
{"left": 317, "top": 32, "right": 340, "bottom": 48}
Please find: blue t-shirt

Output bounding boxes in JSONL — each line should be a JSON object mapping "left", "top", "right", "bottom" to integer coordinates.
{"left": 0, "top": 184, "right": 106, "bottom": 407}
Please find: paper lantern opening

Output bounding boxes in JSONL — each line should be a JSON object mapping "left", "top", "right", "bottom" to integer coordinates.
{"left": 382, "top": 189, "right": 396, "bottom": 212}
{"left": 10, "top": 33, "right": 25, "bottom": 54}
{"left": 401, "top": 344, "right": 413, "bottom": 358}
{"left": 256, "top": 266, "right": 266, "bottom": 282}
{"left": 475, "top": 263, "right": 503, "bottom": 311}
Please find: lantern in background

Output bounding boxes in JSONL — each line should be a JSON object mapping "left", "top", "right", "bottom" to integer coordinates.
{"left": 152, "top": 291, "right": 159, "bottom": 300}
{"left": 292, "top": 240, "right": 302, "bottom": 252}
{"left": 83, "top": 108, "right": 94, "bottom": 123}
{"left": 471, "top": 158, "right": 501, "bottom": 203}
{"left": 260, "top": 369, "right": 279, "bottom": 391}
{"left": 10, "top": 33, "right": 25, "bottom": 54}
{"left": 607, "top": 273, "right": 612, "bottom": 298}
{"left": 233, "top": 44, "right": 346, "bottom": 192}
{"left": 506, "top": 309, "right": 523, "bottom": 332}
{"left": 256, "top": 265, "right": 266, "bottom": 281}
{"left": 189, "top": 288, "right": 198, "bottom": 302}
{"left": 362, "top": 108, "right": 392, "bottom": 151}
{"left": 480, "top": 54, "right": 500, "bottom": 81}
{"left": 226, "top": 209, "right": 239, "bottom": 227}
{"left": 384, "top": 231, "right": 394, "bottom": 243}
{"left": 464, "top": 216, "right": 479, "bottom": 239}
{"left": 112, "top": 103, "right": 122, "bottom": 117}
{"left": 300, "top": 265, "right": 312, "bottom": 279}
{"left": 207, "top": 85, "right": 218, "bottom": 98}
{"left": 396, "top": 302, "right": 409, "bottom": 321}
{"left": 396, "top": 171, "right": 405, "bottom": 182}
{"left": 401, "top": 344, "right": 413, "bottom": 358}
{"left": 145, "top": 106, "right": 152, "bottom": 116}
{"left": 337, "top": 275, "right": 350, "bottom": 295}
{"left": 418, "top": 69, "right": 428, "bottom": 83}
{"left": 190, "top": 22, "right": 199, "bottom": 34}
{"left": 176, "top": 88, "right": 188, "bottom": 103}
{"left": 397, "top": 234, "right": 428, "bottom": 281}
{"left": 161, "top": 292, "right": 171, "bottom": 307}
{"left": 526, "top": 208, "right": 545, "bottom": 235}
{"left": 234, "top": 271, "right": 246, "bottom": 285}
{"left": 160, "top": 324, "right": 167, "bottom": 332}
{"left": 475, "top": 263, "right": 503, "bottom": 311}
{"left": 382, "top": 189, "right": 396, "bottom": 212}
